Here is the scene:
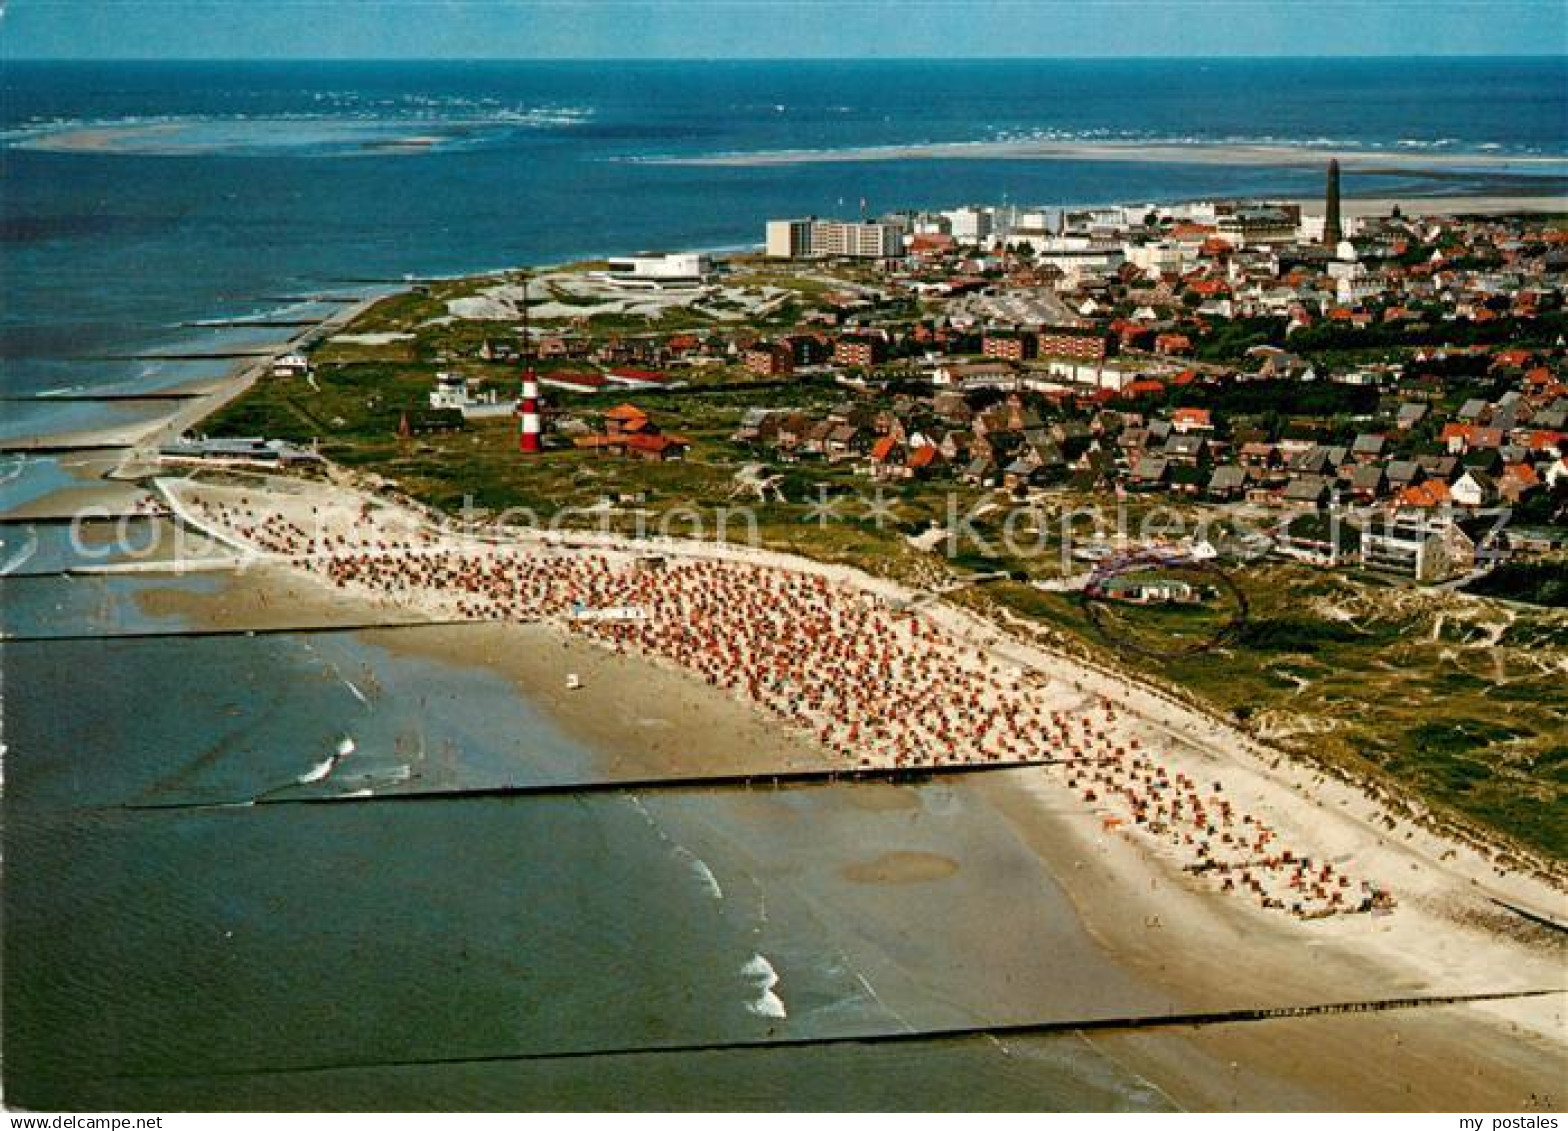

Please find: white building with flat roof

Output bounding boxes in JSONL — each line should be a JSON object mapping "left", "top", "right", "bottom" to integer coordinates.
{"left": 942, "top": 206, "right": 993, "bottom": 246}
{"left": 599, "top": 252, "right": 713, "bottom": 289}
{"left": 1124, "top": 240, "right": 1190, "bottom": 276}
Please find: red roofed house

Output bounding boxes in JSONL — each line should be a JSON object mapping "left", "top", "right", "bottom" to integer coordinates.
{"left": 910, "top": 233, "right": 957, "bottom": 257}
{"left": 1170, "top": 222, "right": 1216, "bottom": 244}
{"left": 603, "top": 403, "right": 653, "bottom": 436}
{"left": 1171, "top": 407, "right": 1214, "bottom": 434}
{"left": 1155, "top": 333, "right": 1193, "bottom": 356}
{"left": 1441, "top": 423, "right": 1475, "bottom": 453}
{"left": 575, "top": 403, "right": 689, "bottom": 460}
{"left": 1397, "top": 480, "right": 1452, "bottom": 510}
{"left": 1110, "top": 318, "right": 1155, "bottom": 350}
{"left": 1122, "top": 378, "right": 1166, "bottom": 399}
{"left": 623, "top": 432, "right": 689, "bottom": 461}
{"left": 869, "top": 434, "right": 906, "bottom": 480}
{"left": 1499, "top": 462, "right": 1541, "bottom": 502}
{"left": 905, "top": 443, "right": 942, "bottom": 477}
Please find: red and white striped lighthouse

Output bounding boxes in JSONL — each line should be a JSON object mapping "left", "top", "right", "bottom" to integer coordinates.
{"left": 518, "top": 369, "right": 542, "bottom": 454}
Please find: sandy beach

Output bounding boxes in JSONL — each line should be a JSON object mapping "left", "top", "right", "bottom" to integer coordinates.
{"left": 112, "top": 468, "right": 1564, "bottom": 1110}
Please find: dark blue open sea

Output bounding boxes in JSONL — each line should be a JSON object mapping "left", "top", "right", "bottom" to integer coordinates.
{"left": 1, "top": 59, "right": 1565, "bottom": 1110}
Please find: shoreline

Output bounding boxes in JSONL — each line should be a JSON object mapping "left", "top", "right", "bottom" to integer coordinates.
{"left": 125, "top": 470, "right": 1568, "bottom": 1110}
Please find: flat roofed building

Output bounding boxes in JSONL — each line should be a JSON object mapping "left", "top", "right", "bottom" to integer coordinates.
{"left": 766, "top": 219, "right": 813, "bottom": 259}
{"left": 1216, "top": 206, "right": 1300, "bottom": 248}
{"left": 1361, "top": 518, "right": 1478, "bottom": 582}
{"left": 1036, "top": 326, "right": 1114, "bottom": 362}
{"left": 834, "top": 334, "right": 887, "bottom": 368}
{"left": 765, "top": 217, "right": 902, "bottom": 259}
{"left": 943, "top": 206, "right": 993, "bottom": 245}
{"left": 600, "top": 252, "right": 713, "bottom": 289}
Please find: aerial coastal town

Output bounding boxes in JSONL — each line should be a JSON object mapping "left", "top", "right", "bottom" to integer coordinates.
{"left": 6, "top": 36, "right": 1567, "bottom": 1113}
{"left": 185, "top": 162, "right": 1566, "bottom": 880}
{"left": 217, "top": 165, "right": 1568, "bottom": 572}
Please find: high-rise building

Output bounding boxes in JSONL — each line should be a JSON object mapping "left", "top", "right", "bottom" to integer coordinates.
{"left": 765, "top": 219, "right": 814, "bottom": 259}
{"left": 1323, "top": 159, "right": 1344, "bottom": 248}
{"left": 764, "top": 217, "right": 902, "bottom": 259}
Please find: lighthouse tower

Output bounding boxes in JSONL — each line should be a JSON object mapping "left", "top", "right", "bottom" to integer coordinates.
{"left": 517, "top": 270, "right": 542, "bottom": 455}
{"left": 518, "top": 369, "right": 542, "bottom": 454}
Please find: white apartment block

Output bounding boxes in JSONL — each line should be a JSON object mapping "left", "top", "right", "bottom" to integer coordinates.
{"left": 942, "top": 206, "right": 993, "bottom": 245}
{"left": 764, "top": 218, "right": 903, "bottom": 259}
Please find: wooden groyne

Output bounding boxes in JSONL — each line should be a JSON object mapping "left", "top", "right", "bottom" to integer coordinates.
{"left": 0, "top": 618, "right": 477, "bottom": 645}
{"left": 103, "top": 987, "right": 1563, "bottom": 1081}
{"left": 121, "top": 757, "right": 1079, "bottom": 813}
{"left": 0, "top": 442, "right": 135, "bottom": 455}
{"left": 0, "top": 392, "right": 205, "bottom": 403}
{"left": 1492, "top": 897, "right": 1568, "bottom": 936}
{"left": 93, "top": 351, "right": 279, "bottom": 361}
{"left": 0, "top": 513, "right": 166, "bottom": 526}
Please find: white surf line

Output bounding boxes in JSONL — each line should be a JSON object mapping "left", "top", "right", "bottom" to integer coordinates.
{"left": 742, "top": 953, "right": 787, "bottom": 1020}
{"left": 296, "top": 735, "right": 356, "bottom": 786}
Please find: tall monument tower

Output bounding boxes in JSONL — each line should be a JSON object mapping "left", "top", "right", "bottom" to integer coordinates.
{"left": 1323, "top": 158, "right": 1344, "bottom": 248}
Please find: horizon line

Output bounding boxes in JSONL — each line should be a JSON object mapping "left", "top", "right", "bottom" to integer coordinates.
{"left": 6, "top": 52, "right": 1567, "bottom": 63}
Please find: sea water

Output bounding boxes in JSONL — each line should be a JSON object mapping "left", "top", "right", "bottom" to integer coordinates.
{"left": 3, "top": 57, "right": 1566, "bottom": 1109}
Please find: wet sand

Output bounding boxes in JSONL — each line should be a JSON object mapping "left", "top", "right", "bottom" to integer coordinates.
{"left": 644, "top": 139, "right": 1568, "bottom": 171}
{"left": 841, "top": 850, "right": 961, "bottom": 885}
{"left": 379, "top": 620, "right": 835, "bottom": 781}
{"left": 17, "top": 123, "right": 182, "bottom": 153}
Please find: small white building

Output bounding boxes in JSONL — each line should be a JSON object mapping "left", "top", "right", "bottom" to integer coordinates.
{"left": 599, "top": 252, "right": 713, "bottom": 289}
{"left": 428, "top": 372, "right": 515, "bottom": 419}
{"left": 272, "top": 352, "right": 310, "bottom": 378}
{"left": 1034, "top": 359, "right": 1140, "bottom": 393}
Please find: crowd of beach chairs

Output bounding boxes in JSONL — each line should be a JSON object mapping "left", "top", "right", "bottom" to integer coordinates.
{"left": 184, "top": 489, "right": 1385, "bottom": 919}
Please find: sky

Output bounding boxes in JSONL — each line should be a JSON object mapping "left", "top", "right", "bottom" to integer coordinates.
{"left": 3, "top": 0, "right": 1566, "bottom": 60}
